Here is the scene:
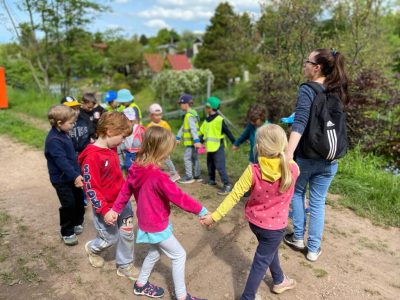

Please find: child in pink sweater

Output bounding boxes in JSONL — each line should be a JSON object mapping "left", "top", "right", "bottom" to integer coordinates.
{"left": 201, "top": 124, "right": 299, "bottom": 300}
{"left": 109, "top": 126, "right": 208, "bottom": 300}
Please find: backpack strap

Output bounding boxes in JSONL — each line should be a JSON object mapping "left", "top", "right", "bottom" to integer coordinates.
{"left": 301, "top": 81, "right": 325, "bottom": 95}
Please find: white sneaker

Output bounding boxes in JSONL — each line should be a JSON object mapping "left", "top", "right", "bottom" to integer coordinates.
{"left": 306, "top": 248, "right": 322, "bottom": 262}
{"left": 284, "top": 233, "right": 306, "bottom": 250}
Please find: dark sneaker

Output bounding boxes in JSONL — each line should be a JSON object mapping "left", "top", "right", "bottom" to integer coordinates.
{"left": 61, "top": 233, "right": 78, "bottom": 246}
{"left": 283, "top": 233, "right": 305, "bottom": 250}
{"left": 306, "top": 248, "right": 322, "bottom": 262}
{"left": 193, "top": 176, "right": 203, "bottom": 183}
{"left": 203, "top": 179, "right": 216, "bottom": 186}
{"left": 185, "top": 294, "right": 207, "bottom": 300}
{"left": 178, "top": 176, "right": 195, "bottom": 184}
{"left": 133, "top": 281, "right": 164, "bottom": 298}
{"left": 74, "top": 225, "right": 84, "bottom": 235}
{"left": 272, "top": 275, "right": 296, "bottom": 294}
{"left": 217, "top": 185, "right": 232, "bottom": 196}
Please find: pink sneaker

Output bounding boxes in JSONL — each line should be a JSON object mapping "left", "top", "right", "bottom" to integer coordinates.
{"left": 272, "top": 275, "right": 296, "bottom": 294}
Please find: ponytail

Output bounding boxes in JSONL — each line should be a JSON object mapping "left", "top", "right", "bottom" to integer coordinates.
{"left": 314, "top": 48, "right": 349, "bottom": 105}
{"left": 278, "top": 152, "right": 292, "bottom": 193}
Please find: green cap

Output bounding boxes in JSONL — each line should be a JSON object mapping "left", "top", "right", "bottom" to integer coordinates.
{"left": 205, "top": 96, "right": 220, "bottom": 110}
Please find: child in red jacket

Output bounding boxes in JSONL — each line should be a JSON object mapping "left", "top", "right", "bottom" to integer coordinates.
{"left": 109, "top": 126, "right": 208, "bottom": 300}
{"left": 78, "top": 111, "right": 138, "bottom": 281}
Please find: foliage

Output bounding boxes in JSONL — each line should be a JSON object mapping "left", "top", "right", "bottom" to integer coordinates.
{"left": 152, "top": 69, "right": 214, "bottom": 109}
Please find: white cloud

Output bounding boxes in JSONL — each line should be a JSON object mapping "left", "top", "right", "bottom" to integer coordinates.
{"left": 145, "top": 19, "right": 171, "bottom": 29}
{"left": 137, "top": 6, "right": 213, "bottom": 21}
{"left": 114, "top": 0, "right": 129, "bottom": 3}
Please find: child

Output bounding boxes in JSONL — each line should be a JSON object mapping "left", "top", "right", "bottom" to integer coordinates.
{"left": 116, "top": 88, "right": 142, "bottom": 122}
{"left": 44, "top": 104, "right": 85, "bottom": 246}
{"left": 61, "top": 96, "right": 95, "bottom": 154}
{"left": 201, "top": 124, "right": 299, "bottom": 299}
{"left": 147, "top": 103, "right": 180, "bottom": 182}
{"left": 103, "top": 90, "right": 120, "bottom": 112}
{"left": 78, "top": 111, "right": 138, "bottom": 280}
{"left": 176, "top": 94, "right": 202, "bottom": 183}
{"left": 107, "top": 126, "right": 208, "bottom": 300}
{"left": 81, "top": 92, "right": 105, "bottom": 130}
{"left": 232, "top": 103, "right": 268, "bottom": 163}
{"left": 200, "top": 96, "right": 235, "bottom": 195}
{"left": 122, "top": 107, "right": 146, "bottom": 171}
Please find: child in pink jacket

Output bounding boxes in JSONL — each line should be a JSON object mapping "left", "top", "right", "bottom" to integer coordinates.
{"left": 108, "top": 126, "right": 208, "bottom": 300}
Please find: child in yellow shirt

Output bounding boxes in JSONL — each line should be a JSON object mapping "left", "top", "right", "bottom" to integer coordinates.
{"left": 147, "top": 103, "right": 180, "bottom": 182}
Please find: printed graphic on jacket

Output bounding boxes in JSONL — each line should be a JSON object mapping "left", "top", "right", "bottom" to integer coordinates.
{"left": 83, "top": 164, "right": 101, "bottom": 209}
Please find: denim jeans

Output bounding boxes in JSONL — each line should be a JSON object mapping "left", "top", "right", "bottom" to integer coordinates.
{"left": 240, "top": 223, "right": 285, "bottom": 300}
{"left": 206, "top": 144, "right": 230, "bottom": 186}
{"left": 291, "top": 158, "right": 338, "bottom": 253}
{"left": 125, "top": 151, "right": 137, "bottom": 170}
{"left": 88, "top": 201, "right": 135, "bottom": 267}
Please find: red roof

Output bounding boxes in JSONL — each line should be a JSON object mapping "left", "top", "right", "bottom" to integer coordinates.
{"left": 166, "top": 54, "right": 192, "bottom": 71}
{"left": 144, "top": 53, "right": 164, "bottom": 73}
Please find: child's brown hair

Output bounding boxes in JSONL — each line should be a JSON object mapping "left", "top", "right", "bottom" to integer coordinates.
{"left": 256, "top": 124, "right": 293, "bottom": 192}
{"left": 82, "top": 92, "right": 97, "bottom": 104}
{"left": 247, "top": 103, "right": 268, "bottom": 123}
{"left": 137, "top": 126, "right": 175, "bottom": 167}
{"left": 48, "top": 104, "right": 76, "bottom": 127}
{"left": 96, "top": 111, "right": 132, "bottom": 137}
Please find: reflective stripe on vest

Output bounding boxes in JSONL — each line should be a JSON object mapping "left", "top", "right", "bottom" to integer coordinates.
{"left": 182, "top": 109, "right": 200, "bottom": 146}
{"left": 200, "top": 115, "right": 225, "bottom": 152}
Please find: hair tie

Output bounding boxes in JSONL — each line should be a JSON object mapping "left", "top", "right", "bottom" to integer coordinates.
{"left": 331, "top": 48, "right": 337, "bottom": 58}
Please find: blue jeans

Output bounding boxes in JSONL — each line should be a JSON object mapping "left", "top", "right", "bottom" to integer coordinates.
{"left": 291, "top": 158, "right": 338, "bottom": 253}
{"left": 125, "top": 151, "right": 137, "bottom": 170}
{"left": 241, "top": 223, "right": 285, "bottom": 300}
{"left": 207, "top": 144, "right": 230, "bottom": 185}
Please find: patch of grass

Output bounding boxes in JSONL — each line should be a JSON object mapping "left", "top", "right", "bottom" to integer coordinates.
{"left": 20, "top": 266, "right": 41, "bottom": 283}
{"left": 358, "top": 237, "right": 388, "bottom": 252}
{"left": 364, "top": 288, "right": 381, "bottom": 296}
{"left": 0, "top": 110, "right": 47, "bottom": 149}
{"left": 0, "top": 271, "right": 15, "bottom": 284}
{"left": 313, "top": 268, "right": 328, "bottom": 278}
{"left": 0, "top": 212, "right": 11, "bottom": 226}
{"left": 299, "top": 261, "right": 313, "bottom": 269}
{"left": 330, "top": 146, "right": 400, "bottom": 227}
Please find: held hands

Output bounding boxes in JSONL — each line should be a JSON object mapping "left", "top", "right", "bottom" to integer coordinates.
{"left": 232, "top": 145, "right": 239, "bottom": 151}
{"left": 104, "top": 209, "right": 118, "bottom": 226}
{"left": 194, "top": 142, "right": 202, "bottom": 149}
{"left": 199, "top": 213, "right": 215, "bottom": 229}
{"left": 74, "top": 175, "right": 84, "bottom": 188}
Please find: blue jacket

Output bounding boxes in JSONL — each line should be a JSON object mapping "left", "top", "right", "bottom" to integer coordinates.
{"left": 44, "top": 127, "right": 81, "bottom": 184}
{"left": 234, "top": 123, "right": 257, "bottom": 163}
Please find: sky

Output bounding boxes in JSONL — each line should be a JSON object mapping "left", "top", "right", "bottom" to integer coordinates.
{"left": 0, "top": 0, "right": 262, "bottom": 43}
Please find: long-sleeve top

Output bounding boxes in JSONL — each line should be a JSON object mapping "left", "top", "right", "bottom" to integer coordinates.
{"left": 176, "top": 112, "right": 200, "bottom": 144}
{"left": 44, "top": 127, "right": 81, "bottom": 184}
{"left": 234, "top": 123, "right": 257, "bottom": 163}
{"left": 211, "top": 157, "right": 299, "bottom": 230}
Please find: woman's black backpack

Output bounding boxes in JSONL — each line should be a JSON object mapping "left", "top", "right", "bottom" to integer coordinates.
{"left": 299, "top": 82, "right": 348, "bottom": 160}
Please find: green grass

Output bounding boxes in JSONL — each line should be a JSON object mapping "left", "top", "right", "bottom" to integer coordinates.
{"left": 330, "top": 146, "right": 400, "bottom": 227}
{"left": 0, "top": 110, "right": 47, "bottom": 149}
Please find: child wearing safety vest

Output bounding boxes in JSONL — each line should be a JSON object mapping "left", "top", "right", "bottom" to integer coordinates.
{"left": 116, "top": 89, "right": 142, "bottom": 123}
{"left": 176, "top": 94, "right": 202, "bottom": 184}
{"left": 200, "top": 96, "right": 235, "bottom": 195}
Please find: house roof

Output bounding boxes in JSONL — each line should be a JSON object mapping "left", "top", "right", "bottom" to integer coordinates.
{"left": 144, "top": 53, "right": 164, "bottom": 73}
{"left": 166, "top": 54, "right": 192, "bottom": 71}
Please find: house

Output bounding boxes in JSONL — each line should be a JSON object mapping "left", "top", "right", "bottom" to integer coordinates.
{"left": 143, "top": 53, "right": 192, "bottom": 76}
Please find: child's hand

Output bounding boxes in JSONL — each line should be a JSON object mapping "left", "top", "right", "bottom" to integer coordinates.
{"left": 74, "top": 175, "right": 84, "bottom": 188}
{"left": 176, "top": 140, "right": 181, "bottom": 145}
{"left": 232, "top": 145, "right": 239, "bottom": 151}
{"left": 200, "top": 213, "right": 214, "bottom": 227}
{"left": 194, "top": 142, "right": 202, "bottom": 149}
{"left": 104, "top": 209, "right": 118, "bottom": 226}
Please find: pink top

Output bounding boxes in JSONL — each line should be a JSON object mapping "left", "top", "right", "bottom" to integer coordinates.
{"left": 113, "top": 163, "right": 203, "bottom": 232}
{"left": 245, "top": 163, "right": 299, "bottom": 230}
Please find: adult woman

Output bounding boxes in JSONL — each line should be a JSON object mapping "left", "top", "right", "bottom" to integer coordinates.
{"left": 284, "top": 49, "right": 349, "bottom": 261}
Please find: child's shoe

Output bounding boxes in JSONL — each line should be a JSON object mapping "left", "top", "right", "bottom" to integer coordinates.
{"left": 202, "top": 179, "right": 216, "bottom": 186}
{"left": 117, "top": 263, "right": 139, "bottom": 281}
{"left": 272, "top": 275, "right": 296, "bottom": 294}
{"left": 61, "top": 233, "right": 78, "bottom": 246}
{"left": 306, "top": 248, "right": 322, "bottom": 262}
{"left": 74, "top": 225, "right": 84, "bottom": 235}
{"left": 193, "top": 176, "right": 203, "bottom": 183}
{"left": 185, "top": 294, "right": 207, "bottom": 300}
{"left": 283, "top": 233, "right": 306, "bottom": 250}
{"left": 217, "top": 184, "right": 232, "bottom": 195}
{"left": 170, "top": 173, "right": 181, "bottom": 182}
{"left": 133, "top": 281, "right": 165, "bottom": 298}
{"left": 85, "top": 241, "right": 104, "bottom": 268}
{"left": 178, "top": 176, "right": 195, "bottom": 184}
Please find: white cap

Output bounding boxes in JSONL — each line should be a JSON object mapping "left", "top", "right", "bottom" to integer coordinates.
{"left": 123, "top": 107, "right": 137, "bottom": 121}
{"left": 149, "top": 103, "right": 163, "bottom": 114}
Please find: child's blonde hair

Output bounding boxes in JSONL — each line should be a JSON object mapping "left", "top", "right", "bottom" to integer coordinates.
{"left": 48, "top": 104, "right": 76, "bottom": 127}
{"left": 137, "top": 126, "right": 175, "bottom": 166}
{"left": 97, "top": 111, "right": 132, "bottom": 137}
{"left": 256, "top": 124, "right": 292, "bottom": 192}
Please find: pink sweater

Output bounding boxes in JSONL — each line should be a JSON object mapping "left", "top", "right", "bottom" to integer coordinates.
{"left": 113, "top": 163, "right": 203, "bottom": 232}
{"left": 245, "top": 163, "right": 299, "bottom": 230}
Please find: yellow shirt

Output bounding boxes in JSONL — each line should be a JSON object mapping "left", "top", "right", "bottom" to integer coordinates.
{"left": 147, "top": 120, "right": 171, "bottom": 131}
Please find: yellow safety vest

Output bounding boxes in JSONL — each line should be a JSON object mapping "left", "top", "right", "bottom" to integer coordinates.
{"left": 117, "top": 102, "right": 142, "bottom": 122}
{"left": 182, "top": 109, "right": 200, "bottom": 146}
{"left": 200, "top": 115, "right": 225, "bottom": 152}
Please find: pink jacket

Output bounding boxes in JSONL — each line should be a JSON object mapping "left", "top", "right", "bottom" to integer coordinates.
{"left": 113, "top": 163, "right": 203, "bottom": 232}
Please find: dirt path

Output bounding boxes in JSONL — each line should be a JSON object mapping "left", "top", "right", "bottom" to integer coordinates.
{"left": 0, "top": 135, "right": 399, "bottom": 300}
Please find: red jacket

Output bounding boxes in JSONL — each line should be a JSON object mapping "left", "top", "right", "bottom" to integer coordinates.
{"left": 78, "top": 144, "right": 124, "bottom": 216}
{"left": 113, "top": 163, "right": 203, "bottom": 232}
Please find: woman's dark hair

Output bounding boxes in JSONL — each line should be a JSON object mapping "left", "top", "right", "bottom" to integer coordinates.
{"left": 247, "top": 103, "right": 268, "bottom": 122}
{"left": 314, "top": 48, "right": 349, "bottom": 104}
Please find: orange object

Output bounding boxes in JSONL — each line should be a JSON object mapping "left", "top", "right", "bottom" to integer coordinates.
{"left": 0, "top": 67, "right": 8, "bottom": 109}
